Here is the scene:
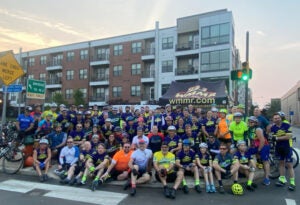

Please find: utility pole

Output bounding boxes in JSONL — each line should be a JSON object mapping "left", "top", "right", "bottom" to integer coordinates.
{"left": 245, "top": 31, "right": 250, "bottom": 117}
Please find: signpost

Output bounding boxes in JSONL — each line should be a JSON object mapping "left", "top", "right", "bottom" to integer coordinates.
{"left": 2, "top": 84, "right": 22, "bottom": 93}
{"left": 26, "top": 79, "right": 46, "bottom": 99}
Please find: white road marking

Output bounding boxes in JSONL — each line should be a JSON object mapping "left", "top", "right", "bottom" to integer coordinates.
{"left": 285, "top": 199, "right": 296, "bottom": 205}
{"left": 0, "top": 179, "right": 127, "bottom": 205}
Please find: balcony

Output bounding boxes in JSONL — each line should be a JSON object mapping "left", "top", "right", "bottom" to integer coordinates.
{"left": 46, "top": 60, "right": 63, "bottom": 71}
{"left": 141, "top": 70, "right": 155, "bottom": 83}
{"left": 175, "top": 67, "right": 198, "bottom": 81}
{"left": 175, "top": 42, "right": 199, "bottom": 57}
{"left": 89, "top": 95, "right": 108, "bottom": 106}
{"left": 46, "top": 78, "right": 62, "bottom": 89}
{"left": 90, "top": 54, "right": 110, "bottom": 66}
{"left": 141, "top": 48, "right": 155, "bottom": 61}
{"left": 89, "top": 74, "right": 109, "bottom": 86}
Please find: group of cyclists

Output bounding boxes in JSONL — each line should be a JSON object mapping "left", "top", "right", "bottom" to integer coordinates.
{"left": 14, "top": 102, "right": 296, "bottom": 198}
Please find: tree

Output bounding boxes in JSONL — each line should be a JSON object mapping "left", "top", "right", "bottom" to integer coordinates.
{"left": 73, "top": 89, "right": 85, "bottom": 106}
{"left": 52, "top": 93, "right": 68, "bottom": 106}
{"left": 264, "top": 100, "right": 281, "bottom": 119}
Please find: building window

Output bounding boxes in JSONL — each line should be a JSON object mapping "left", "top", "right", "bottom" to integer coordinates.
{"left": 67, "top": 51, "right": 75, "bottom": 62}
{"left": 96, "top": 48, "right": 109, "bottom": 60}
{"left": 131, "top": 64, "right": 141, "bottom": 75}
{"left": 161, "top": 84, "right": 170, "bottom": 95}
{"left": 201, "top": 49, "right": 230, "bottom": 72}
{"left": 79, "top": 88, "right": 87, "bottom": 98}
{"left": 113, "top": 65, "right": 122, "bottom": 76}
{"left": 28, "top": 74, "right": 34, "bottom": 79}
{"left": 96, "top": 88, "right": 105, "bottom": 98}
{"left": 112, "top": 86, "right": 122, "bottom": 97}
{"left": 39, "top": 73, "right": 46, "bottom": 81}
{"left": 201, "top": 23, "right": 230, "bottom": 47}
{"left": 131, "top": 42, "right": 142, "bottom": 54}
{"left": 162, "top": 60, "right": 173, "bottom": 73}
{"left": 29, "top": 57, "right": 35, "bottom": 67}
{"left": 79, "top": 69, "right": 87, "bottom": 79}
{"left": 65, "top": 89, "right": 73, "bottom": 99}
{"left": 66, "top": 70, "right": 74, "bottom": 80}
{"left": 131, "top": 86, "right": 141, "bottom": 97}
{"left": 162, "top": 37, "right": 173, "bottom": 50}
{"left": 113, "top": 45, "right": 123, "bottom": 56}
{"left": 80, "top": 49, "right": 88, "bottom": 60}
{"left": 40, "top": 56, "right": 47, "bottom": 65}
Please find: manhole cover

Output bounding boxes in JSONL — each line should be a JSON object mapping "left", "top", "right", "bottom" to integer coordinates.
{"left": 25, "top": 189, "right": 49, "bottom": 196}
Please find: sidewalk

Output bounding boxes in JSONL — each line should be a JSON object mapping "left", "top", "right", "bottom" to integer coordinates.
{"left": 17, "top": 165, "right": 265, "bottom": 189}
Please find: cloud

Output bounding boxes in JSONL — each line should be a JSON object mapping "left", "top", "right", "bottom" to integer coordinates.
{"left": 278, "top": 42, "right": 300, "bottom": 51}
{"left": 256, "top": 30, "right": 266, "bottom": 36}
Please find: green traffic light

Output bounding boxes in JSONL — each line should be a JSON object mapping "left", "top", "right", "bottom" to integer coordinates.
{"left": 242, "top": 74, "right": 248, "bottom": 81}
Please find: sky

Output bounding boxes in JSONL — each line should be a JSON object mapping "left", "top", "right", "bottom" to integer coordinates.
{"left": 1, "top": 0, "right": 300, "bottom": 108}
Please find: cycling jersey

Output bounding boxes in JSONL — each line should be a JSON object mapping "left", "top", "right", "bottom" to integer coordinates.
{"left": 131, "top": 148, "right": 152, "bottom": 169}
{"left": 112, "top": 149, "right": 133, "bottom": 171}
{"left": 234, "top": 151, "right": 252, "bottom": 165}
{"left": 164, "top": 135, "right": 182, "bottom": 151}
{"left": 229, "top": 121, "right": 248, "bottom": 142}
{"left": 153, "top": 151, "right": 175, "bottom": 173}
{"left": 214, "top": 153, "right": 237, "bottom": 169}
{"left": 17, "top": 114, "right": 34, "bottom": 131}
{"left": 197, "top": 152, "right": 211, "bottom": 166}
{"left": 176, "top": 149, "right": 197, "bottom": 166}
{"left": 36, "top": 148, "right": 50, "bottom": 162}
{"left": 90, "top": 151, "right": 109, "bottom": 166}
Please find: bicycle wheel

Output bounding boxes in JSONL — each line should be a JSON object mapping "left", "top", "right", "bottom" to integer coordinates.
{"left": 269, "top": 154, "right": 280, "bottom": 179}
{"left": 291, "top": 148, "right": 299, "bottom": 169}
{"left": 2, "top": 147, "right": 24, "bottom": 174}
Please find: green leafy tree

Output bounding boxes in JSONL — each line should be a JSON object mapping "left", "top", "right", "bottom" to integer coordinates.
{"left": 52, "top": 93, "right": 68, "bottom": 106}
{"left": 265, "top": 100, "right": 281, "bottom": 119}
{"left": 73, "top": 89, "right": 85, "bottom": 106}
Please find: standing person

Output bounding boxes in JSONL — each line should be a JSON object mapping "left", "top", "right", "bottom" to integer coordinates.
{"left": 33, "top": 138, "right": 51, "bottom": 182}
{"left": 127, "top": 139, "right": 153, "bottom": 196}
{"left": 253, "top": 107, "right": 271, "bottom": 135}
{"left": 247, "top": 116, "right": 271, "bottom": 186}
{"left": 16, "top": 106, "right": 35, "bottom": 142}
{"left": 215, "top": 109, "right": 231, "bottom": 148}
{"left": 131, "top": 127, "right": 149, "bottom": 149}
{"left": 164, "top": 126, "right": 182, "bottom": 154}
{"left": 201, "top": 110, "right": 217, "bottom": 141}
{"left": 153, "top": 142, "right": 183, "bottom": 199}
{"left": 147, "top": 125, "right": 164, "bottom": 154}
{"left": 229, "top": 112, "right": 248, "bottom": 147}
{"left": 270, "top": 113, "right": 295, "bottom": 191}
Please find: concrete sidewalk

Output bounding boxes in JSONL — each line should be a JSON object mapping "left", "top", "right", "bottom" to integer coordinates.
{"left": 17, "top": 165, "right": 265, "bottom": 189}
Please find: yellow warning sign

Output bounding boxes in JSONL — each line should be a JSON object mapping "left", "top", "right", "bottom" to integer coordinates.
{"left": 0, "top": 51, "right": 25, "bottom": 86}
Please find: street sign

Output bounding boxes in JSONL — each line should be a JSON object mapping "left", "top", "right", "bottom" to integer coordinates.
{"left": 290, "top": 111, "right": 294, "bottom": 116}
{"left": 2, "top": 84, "right": 22, "bottom": 93}
{"left": 26, "top": 79, "right": 46, "bottom": 99}
{"left": 0, "top": 51, "right": 25, "bottom": 85}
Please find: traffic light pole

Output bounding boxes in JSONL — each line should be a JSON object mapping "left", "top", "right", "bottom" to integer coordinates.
{"left": 245, "top": 31, "right": 249, "bottom": 118}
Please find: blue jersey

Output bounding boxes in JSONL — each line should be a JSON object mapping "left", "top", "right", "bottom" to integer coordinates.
{"left": 90, "top": 152, "right": 109, "bottom": 166}
{"left": 69, "top": 130, "right": 85, "bottom": 142}
{"left": 17, "top": 114, "right": 34, "bottom": 131}
{"left": 201, "top": 118, "right": 217, "bottom": 135}
{"left": 176, "top": 150, "right": 197, "bottom": 166}
{"left": 164, "top": 135, "right": 182, "bottom": 151}
{"left": 214, "top": 153, "right": 235, "bottom": 169}
{"left": 270, "top": 122, "right": 291, "bottom": 148}
{"left": 234, "top": 151, "right": 252, "bottom": 165}
{"left": 197, "top": 152, "right": 211, "bottom": 166}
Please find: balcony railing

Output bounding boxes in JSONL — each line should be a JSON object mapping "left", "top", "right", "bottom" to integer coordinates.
{"left": 142, "top": 48, "right": 155, "bottom": 55}
{"left": 141, "top": 70, "right": 155, "bottom": 78}
{"left": 46, "top": 77, "right": 62, "bottom": 84}
{"left": 176, "top": 42, "right": 199, "bottom": 51}
{"left": 90, "top": 95, "right": 107, "bottom": 102}
{"left": 47, "top": 60, "right": 62, "bottom": 67}
{"left": 175, "top": 67, "right": 198, "bottom": 76}
{"left": 91, "top": 54, "right": 110, "bottom": 61}
{"left": 91, "top": 74, "right": 109, "bottom": 81}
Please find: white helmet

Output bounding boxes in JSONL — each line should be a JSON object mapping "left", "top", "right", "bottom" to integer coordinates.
{"left": 39, "top": 138, "right": 49, "bottom": 145}
{"left": 199, "top": 143, "right": 208, "bottom": 148}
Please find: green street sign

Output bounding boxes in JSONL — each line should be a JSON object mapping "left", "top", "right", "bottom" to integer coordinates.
{"left": 26, "top": 78, "right": 46, "bottom": 99}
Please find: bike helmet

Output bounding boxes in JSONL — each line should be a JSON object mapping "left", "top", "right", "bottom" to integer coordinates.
{"left": 277, "top": 111, "right": 285, "bottom": 117}
{"left": 236, "top": 140, "right": 246, "bottom": 147}
{"left": 219, "top": 109, "right": 227, "bottom": 114}
{"left": 232, "top": 183, "right": 243, "bottom": 195}
{"left": 233, "top": 112, "right": 243, "bottom": 118}
{"left": 25, "top": 106, "right": 33, "bottom": 112}
{"left": 199, "top": 142, "right": 208, "bottom": 148}
{"left": 182, "top": 139, "right": 191, "bottom": 146}
{"left": 39, "top": 138, "right": 49, "bottom": 145}
{"left": 248, "top": 116, "right": 258, "bottom": 123}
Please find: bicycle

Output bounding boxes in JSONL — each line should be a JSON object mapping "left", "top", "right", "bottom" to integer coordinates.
{"left": 269, "top": 135, "right": 299, "bottom": 179}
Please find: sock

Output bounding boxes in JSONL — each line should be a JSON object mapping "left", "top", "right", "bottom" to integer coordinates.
{"left": 182, "top": 179, "right": 187, "bottom": 186}
{"left": 218, "top": 180, "right": 223, "bottom": 186}
{"left": 82, "top": 175, "right": 87, "bottom": 182}
{"left": 195, "top": 179, "right": 200, "bottom": 186}
{"left": 132, "top": 183, "right": 136, "bottom": 188}
{"left": 95, "top": 176, "right": 99, "bottom": 181}
{"left": 279, "top": 176, "right": 286, "bottom": 183}
{"left": 234, "top": 180, "right": 238, "bottom": 184}
{"left": 290, "top": 178, "right": 295, "bottom": 185}
{"left": 247, "top": 180, "right": 252, "bottom": 186}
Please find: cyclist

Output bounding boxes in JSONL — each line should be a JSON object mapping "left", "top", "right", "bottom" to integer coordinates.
{"left": 33, "top": 138, "right": 51, "bottom": 182}
{"left": 215, "top": 109, "right": 231, "bottom": 148}
{"left": 164, "top": 125, "right": 182, "bottom": 154}
{"left": 234, "top": 140, "right": 256, "bottom": 191}
{"left": 175, "top": 139, "right": 201, "bottom": 194}
{"left": 16, "top": 106, "right": 35, "bottom": 142}
{"left": 270, "top": 113, "right": 295, "bottom": 191}
{"left": 196, "top": 142, "right": 216, "bottom": 193}
{"left": 47, "top": 123, "right": 67, "bottom": 160}
{"left": 201, "top": 110, "right": 217, "bottom": 141}
{"left": 153, "top": 142, "right": 183, "bottom": 199}
{"left": 229, "top": 112, "right": 248, "bottom": 147}
{"left": 247, "top": 116, "right": 271, "bottom": 186}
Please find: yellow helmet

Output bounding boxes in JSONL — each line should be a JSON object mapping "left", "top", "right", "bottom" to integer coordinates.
{"left": 232, "top": 183, "right": 243, "bottom": 195}
{"left": 219, "top": 109, "right": 227, "bottom": 114}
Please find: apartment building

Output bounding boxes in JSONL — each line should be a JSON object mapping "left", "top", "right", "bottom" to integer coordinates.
{"left": 4, "top": 9, "right": 239, "bottom": 107}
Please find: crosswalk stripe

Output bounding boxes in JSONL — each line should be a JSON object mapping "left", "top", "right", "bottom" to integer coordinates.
{"left": 285, "top": 198, "right": 296, "bottom": 205}
{"left": 0, "top": 179, "right": 127, "bottom": 205}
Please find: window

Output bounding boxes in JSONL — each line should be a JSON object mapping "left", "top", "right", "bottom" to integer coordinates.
{"left": 201, "top": 49, "right": 230, "bottom": 72}
{"left": 131, "top": 42, "right": 142, "bottom": 53}
{"left": 201, "top": 23, "right": 230, "bottom": 47}
{"left": 161, "top": 84, "right": 170, "bottom": 95}
{"left": 65, "top": 89, "right": 73, "bottom": 99}
{"left": 40, "top": 56, "right": 47, "bottom": 65}
{"left": 113, "top": 45, "right": 123, "bottom": 56}
{"left": 79, "top": 69, "right": 87, "bottom": 79}
{"left": 28, "top": 74, "right": 34, "bottom": 79}
{"left": 131, "top": 86, "right": 141, "bottom": 97}
{"left": 29, "top": 57, "right": 35, "bottom": 66}
{"left": 79, "top": 88, "right": 87, "bottom": 98}
{"left": 66, "top": 70, "right": 74, "bottom": 80}
{"left": 131, "top": 64, "right": 141, "bottom": 75}
{"left": 67, "top": 51, "right": 75, "bottom": 62}
{"left": 96, "top": 48, "right": 109, "bottom": 60}
{"left": 162, "top": 37, "right": 173, "bottom": 50}
{"left": 39, "top": 73, "right": 46, "bottom": 81}
{"left": 112, "top": 86, "right": 122, "bottom": 97}
{"left": 80, "top": 49, "right": 88, "bottom": 60}
{"left": 113, "top": 65, "right": 122, "bottom": 76}
{"left": 162, "top": 60, "right": 173, "bottom": 73}
{"left": 96, "top": 88, "right": 105, "bottom": 98}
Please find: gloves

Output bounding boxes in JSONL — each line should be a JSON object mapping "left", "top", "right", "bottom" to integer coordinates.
{"left": 160, "top": 168, "right": 167, "bottom": 177}
{"left": 89, "top": 166, "right": 95, "bottom": 172}
{"left": 132, "top": 168, "right": 139, "bottom": 176}
{"left": 39, "top": 162, "right": 45, "bottom": 169}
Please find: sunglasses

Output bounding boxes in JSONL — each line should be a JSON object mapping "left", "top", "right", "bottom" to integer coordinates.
{"left": 67, "top": 141, "right": 73, "bottom": 143}
{"left": 124, "top": 146, "right": 130, "bottom": 148}
{"left": 77, "top": 126, "right": 82, "bottom": 128}
{"left": 220, "top": 147, "right": 227, "bottom": 150}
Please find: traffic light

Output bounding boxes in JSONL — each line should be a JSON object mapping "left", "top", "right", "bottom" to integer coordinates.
{"left": 230, "top": 63, "right": 253, "bottom": 81}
